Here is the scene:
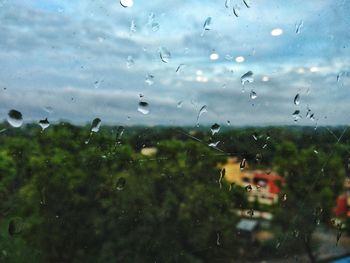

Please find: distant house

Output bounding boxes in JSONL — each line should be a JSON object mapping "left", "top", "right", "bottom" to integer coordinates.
{"left": 220, "top": 158, "right": 284, "bottom": 205}
{"left": 334, "top": 178, "right": 350, "bottom": 217}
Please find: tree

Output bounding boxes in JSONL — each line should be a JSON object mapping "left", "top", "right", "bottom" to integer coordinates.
{"left": 273, "top": 142, "right": 345, "bottom": 262}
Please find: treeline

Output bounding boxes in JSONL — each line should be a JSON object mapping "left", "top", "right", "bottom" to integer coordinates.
{"left": 0, "top": 123, "right": 348, "bottom": 262}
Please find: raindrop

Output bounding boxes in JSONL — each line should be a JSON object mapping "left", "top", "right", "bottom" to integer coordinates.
{"left": 159, "top": 47, "right": 171, "bottom": 63}
{"left": 225, "top": 54, "right": 233, "bottom": 60}
{"left": 209, "top": 141, "right": 220, "bottom": 148}
{"left": 306, "top": 107, "right": 312, "bottom": 118}
{"left": 177, "top": 101, "right": 183, "bottom": 108}
{"left": 271, "top": 28, "right": 283, "bottom": 36}
{"left": 245, "top": 185, "right": 252, "bottom": 192}
{"left": 209, "top": 50, "right": 219, "bottom": 60}
{"left": 120, "top": 0, "right": 133, "bottom": 8}
{"left": 196, "top": 105, "right": 207, "bottom": 126}
{"left": 211, "top": 123, "right": 220, "bottom": 135}
{"left": 130, "top": 20, "right": 136, "bottom": 33}
{"left": 91, "top": 118, "right": 102, "bottom": 133}
{"left": 176, "top": 64, "right": 185, "bottom": 73}
{"left": 151, "top": 22, "right": 159, "bottom": 32}
{"left": 43, "top": 106, "right": 53, "bottom": 114}
{"left": 241, "top": 71, "right": 254, "bottom": 85}
{"left": 243, "top": 0, "right": 250, "bottom": 8}
{"left": 7, "top": 109, "right": 23, "bottom": 128}
{"left": 314, "top": 149, "right": 319, "bottom": 155}
{"left": 116, "top": 177, "right": 126, "bottom": 190}
{"left": 126, "top": 55, "right": 135, "bottom": 68}
{"left": 38, "top": 118, "right": 50, "bottom": 131}
{"left": 240, "top": 158, "right": 246, "bottom": 171}
{"left": 255, "top": 153, "right": 262, "bottom": 163}
{"left": 247, "top": 209, "right": 254, "bottom": 217}
{"left": 295, "top": 20, "right": 303, "bottom": 34}
{"left": 229, "top": 182, "right": 235, "bottom": 191}
{"left": 116, "top": 126, "right": 125, "bottom": 143}
{"left": 252, "top": 132, "right": 258, "bottom": 141}
{"left": 292, "top": 110, "right": 301, "bottom": 122}
{"left": 336, "top": 228, "right": 342, "bottom": 246}
{"left": 225, "top": 0, "right": 231, "bottom": 8}
{"left": 282, "top": 193, "right": 287, "bottom": 202}
{"left": 138, "top": 101, "right": 150, "bottom": 115}
{"left": 250, "top": 90, "right": 257, "bottom": 99}
{"left": 94, "top": 79, "right": 103, "bottom": 89}
{"left": 8, "top": 217, "right": 23, "bottom": 236}
{"left": 201, "top": 17, "right": 212, "bottom": 36}
{"left": 232, "top": 7, "right": 239, "bottom": 17}
{"left": 216, "top": 232, "right": 221, "bottom": 246}
{"left": 294, "top": 93, "right": 300, "bottom": 105}
{"left": 235, "top": 56, "right": 245, "bottom": 63}
{"left": 145, "top": 74, "right": 154, "bottom": 85}
{"left": 218, "top": 168, "right": 225, "bottom": 188}
{"left": 227, "top": 120, "right": 231, "bottom": 126}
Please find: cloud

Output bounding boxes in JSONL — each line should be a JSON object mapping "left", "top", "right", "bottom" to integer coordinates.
{"left": 0, "top": 0, "right": 349, "bottom": 126}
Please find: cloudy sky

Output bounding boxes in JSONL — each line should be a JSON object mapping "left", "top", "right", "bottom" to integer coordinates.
{"left": 0, "top": 0, "right": 349, "bottom": 126}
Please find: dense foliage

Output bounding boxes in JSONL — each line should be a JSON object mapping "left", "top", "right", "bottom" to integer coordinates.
{"left": 0, "top": 123, "right": 348, "bottom": 262}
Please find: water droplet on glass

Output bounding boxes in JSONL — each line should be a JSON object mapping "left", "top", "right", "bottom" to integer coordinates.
{"left": 227, "top": 120, "right": 231, "bottom": 126}
{"left": 159, "top": 47, "right": 171, "bottom": 63}
{"left": 250, "top": 90, "right": 257, "bottom": 100}
{"left": 38, "top": 118, "right": 50, "bottom": 131}
{"left": 116, "top": 177, "right": 126, "bottom": 190}
{"left": 176, "top": 64, "right": 185, "bottom": 73}
{"left": 247, "top": 209, "right": 254, "bottom": 217}
{"left": 294, "top": 93, "right": 300, "bottom": 105}
{"left": 241, "top": 71, "right": 254, "bottom": 86}
{"left": 243, "top": 0, "right": 250, "bottom": 8}
{"left": 209, "top": 50, "right": 219, "bottom": 60}
{"left": 225, "top": 0, "right": 231, "bottom": 8}
{"left": 209, "top": 141, "right": 220, "bottom": 148}
{"left": 177, "top": 101, "right": 183, "bottom": 108}
{"left": 126, "top": 55, "right": 135, "bottom": 68}
{"left": 43, "top": 106, "right": 53, "bottom": 114}
{"left": 218, "top": 168, "right": 225, "bottom": 188}
{"left": 201, "top": 17, "right": 212, "bottom": 36}
{"left": 216, "top": 232, "right": 221, "bottom": 246}
{"left": 292, "top": 110, "right": 301, "bottom": 122}
{"left": 245, "top": 185, "right": 252, "bottom": 192}
{"left": 7, "top": 109, "right": 23, "bottom": 128}
{"left": 211, "top": 123, "right": 220, "bottom": 135}
{"left": 151, "top": 22, "right": 159, "bottom": 32}
{"left": 120, "top": 0, "right": 133, "bottom": 8}
{"left": 271, "top": 28, "right": 283, "bottom": 36}
{"left": 145, "top": 74, "right": 154, "bottom": 85}
{"left": 8, "top": 217, "right": 23, "bottom": 236}
{"left": 235, "top": 56, "right": 245, "bottom": 63}
{"left": 282, "top": 193, "right": 287, "bottom": 202}
{"left": 295, "top": 20, "right": 303, "bottom": 34}
{"left": 116, "top": 126, "right": 125, "bottom": 143}
{"left": 240, "top": 158, "right": 246, "bottom": 171}
{"left": 196, "top": 105, "right": 207, "bottom": 126}
{"left": 94, "top": 79, "right": 104, "bottom": 89}
{"left": 255, "top": 153, "right": 262, "bottom": 163}
{"left": 232, "top": 7, "right": 239, "bottom": 17}
{"left": 91, "top": 118, "right": 102, "bottom": 133}
{"left": 138, "top": 101, "right": 150, "bottom": 115}
{"left": 130, "top": 20, "right": 136, "bottom": 33}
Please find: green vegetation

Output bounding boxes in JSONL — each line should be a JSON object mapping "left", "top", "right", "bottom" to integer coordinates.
{"left": 0, "top": 123, "right": 348, "bottom": 262}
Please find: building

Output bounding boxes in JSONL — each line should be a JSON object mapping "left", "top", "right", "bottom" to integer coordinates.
{"left": 220, "top": 158, "right": 284, "bottom": 205}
